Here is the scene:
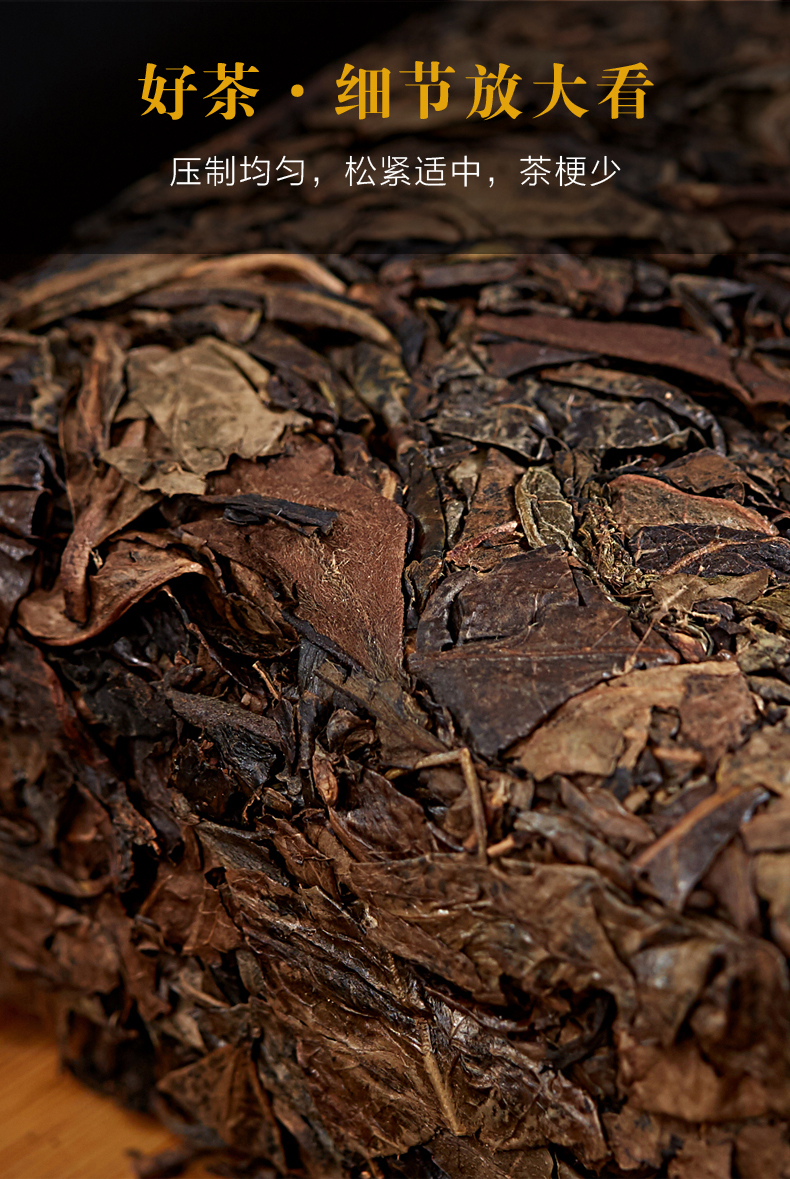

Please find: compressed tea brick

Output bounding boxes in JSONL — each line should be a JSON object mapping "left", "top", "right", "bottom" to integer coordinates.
{"left": 5, "top": 3, "right": 790, "bottom": 1176}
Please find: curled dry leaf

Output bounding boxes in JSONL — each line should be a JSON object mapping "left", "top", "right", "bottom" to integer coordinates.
{"left": 659, "top": 448, "right": 757, "bottom": 496}
{"left": 194, "top": 443, "right": 409, "bottom": 679}
{"left": 181, "top": 252, "right": 347, "bottom": 294}
{"left": 263, "top": 284, "right": 398, "bottom": 349}
{"left": 1, "top": 255, "right": 203, "bottom": 331}
{"left": 59, "top": 325, "right": 161, "bottom": 624}
{"left": 546, "top": 362, "right": 725, "bottom": 448}
{"left": 718, "top": 726, "right": 790, "bottom": 797}
{"left": 117, "top": 338, "right": 307, "bottom": 490}
{"left": 515, "top": 467, "right": 576, "bottom": 552}
{"left": 476, "top": 313, "right": 790, "bottom": 407}
{"left": 18, "top": 535, "right": 206, "bottom": 645}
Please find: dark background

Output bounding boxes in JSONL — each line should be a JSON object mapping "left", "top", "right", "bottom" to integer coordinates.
{"left": 1, "top": 1, "right": 438, "bottom": 275}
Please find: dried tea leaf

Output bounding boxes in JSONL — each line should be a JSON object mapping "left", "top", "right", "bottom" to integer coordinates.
{"left": 2, "top": 254, "right": 202, "bottom": 331}
{"left": 602, "top": 1104, "right": 673, "bottom": 1171}
{"left": 743, "top": 584, "right": 790, "bottom": 630}
{"left": 417, "top": 259, "right": 522, "bottom": 290}
{"left": 0, "top": 489, "right": 44, "bottom": 539}
{"left": 477, "top": 313, "right": 790, "bottom": 406}
{"left": 536, "top": 384, "right": 691, "bottom": 453}
{"left": 448, "top": 449, "right": 522, "bottom": 570}
{"left": 667, "top": 1137, "right": 732, "bottom": 1179}
{"left": 650, "top": 569, "right": 770, "bottom": 617}
{"left": 0, "top": 533, "right": 36, "bottom": 638}
{"left": 182, "top": 252, "right": 346, "bottom": 294}
{"left": 432, "top": 379, "right": 546, "bottom": 460}
{"left": 100, "top": 425, "right": 207, "bottom": 497}
{"left": 753, "top": 853, "right": 790, "bottom": 955}
{"left": 425, "top": 1132, "right": 554, "bottom": 1179}
{"left": 411, "top": 548, "right": 676, "bottom": 758}
{"left": 718, "top": 725, "right": 790, "bottom": 796}
{"left": 546, "top": 362, "right": 724, "bottom": 448}
{"left": 558, "top": 779, "right": 654, "bottom": 846}
{"left": 483, "top": 340, "right": 594, "bottom": 380}
{"left": 18, "top": 534, "right": 206, "bottom": 645}
{"left": 170, "top": 301, "right": 261, "bottom": 345}
{"left": 735, "top": 1123, "right": 790, "bottom": 1179}
{"left": 122, "top": 338, "right": 307, "bottom": 487}
{"left": 609, "top": 474, "right": 775, "bottom": 536}
{"left": 512, "top": 808, "right": 631, "bottom": 890}
{"left": 659, "top": 448, "right": 754, "bottom": 496}
{"left": 59, "top": 325, "right": 160, "bottom": 623}
{"left": 346, "top": 341, "right": 410, "bottom": 428}
{"left": 631, "top": 525, "right": 790, "bottom": 579}
{"left": 0, "top": 429, "right": 55, "bottom": 489}
{"left": 515, "top": 467, "right": 576, "bottom": 552}
{"left": 140, "top": 856, "right": 240, "bottom": 959}
{"left": 705, "top": 837, "right": 760, "bottom": 933}
{"left": 195, "top": 443, "right": 409, "bottom": 679}
{"left": 514, "top": 661, "right": 755, "bottom": 781}
{"left": 158, "top": 1044, "right": 285, "bottom": 1163}
{"left": 328, "top": 769, "right": 437, "bottom": 862}
{"left": 248, "top": 322, "right": 358, "bottom": 419}
{"left": 263, "top": 283, "right": 397, "bottom": 348}
{"left": 632, "top": 786, "right": 767, "bottom": 909}
{"left": 164, "top": 689, "right": 280, "bottom": 749}
{"left": 741, "top": 798, "right": 790, "bottom": 853}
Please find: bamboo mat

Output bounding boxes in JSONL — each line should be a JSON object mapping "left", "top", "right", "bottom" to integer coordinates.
{"left": 0, "top": 1005, "right": 211, "bottom": 1179}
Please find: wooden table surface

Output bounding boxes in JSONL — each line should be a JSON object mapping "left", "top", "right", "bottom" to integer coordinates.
{"left": 0, "top": 1004, "right": 212, "bottom": 1179}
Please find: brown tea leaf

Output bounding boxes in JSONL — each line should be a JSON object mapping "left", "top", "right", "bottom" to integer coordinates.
{"left": 121, "top": 338, "right": 307, "bottom": 488}
{"left": 0, "top": 532, "right": 36, "bottom": 638}
{"left": 181, "top": 252, "right": 346, "bottom": 294}
{"left": 1, "top": 254, "right": 202, "bottom": 330}
{"left": 719, "top": 726, "right": 790, "bottom": 797}
{"left": 263, "top": 284, "right": 397, "bottom": 348}
{"left": 632, "top": 785, "right": 767, "bottom": 909}
{"left": 195, "top": 442, "right": 409, "bottom": 678}
{"left": 411, "top": 548, "right": 676, "bottom": 758}
{"left": 477, "top": 313, "right": 790, "bottom": 406}
{"left": 609, "top": 474, "right": 775, "bottom": 536}
{"left": 741, "top": 799, "right": 790, "bottom": 853}
{"left": 515, "top": 467, "right": 576, "bottom": 552}
{"left": 735, "top": 1123, "right": 790, "bottom": 1179}
{"left": 515, "top": 662, "right": 755, "bottom": 782}
{"left": 650, "top": 569, "right": 770, "bottom": 618}
{"left": 158, "top": 1045, "right": 285, "bottom": 1163}
{"left": 631, "top": 525, "right": 790, "bottom": 579}
{"left": 18, "top": 534, "right": 206, "bottom": 645}
{"left": 60, "top": 324, "right": 159, "bottom": 623}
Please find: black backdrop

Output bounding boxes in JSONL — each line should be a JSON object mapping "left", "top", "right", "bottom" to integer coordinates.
{"left": 1, "top": 1, "right": 438, "bottom": 273}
